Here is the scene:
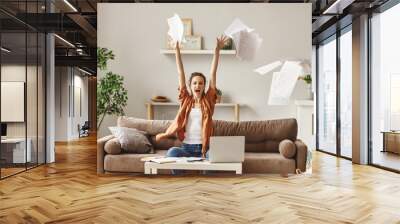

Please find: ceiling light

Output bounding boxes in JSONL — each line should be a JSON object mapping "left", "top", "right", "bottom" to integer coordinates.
{"left": 78, "top": 67, "right": 93, "bottom": 76}
{"left": 54, "top": 34, "right": 75, "bottom": 48}
{"left": 63, "top": 0, "right": 78, "bottom": 12}
{"left": 1, "top": 47, "right": 11, "bottom": 53}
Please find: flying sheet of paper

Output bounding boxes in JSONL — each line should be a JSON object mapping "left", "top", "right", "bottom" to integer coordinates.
{"left": 254, "top": 61, "right": 283, "bottom": 75}
{"left": 224, "top": 18, "right": 254, "bottom": 38}
{"left": 268, "top": 72, "right": 289, "bottom": 105}
{"left": 267, "top": 61, "right": 303, "bottom": 105}
{"left": 224, "top": 18, "right": 262, "bottom": 61}
{"left": 167, "top": 14, "right": 186, "bottom": 43}
{"left": 232, "top": 30, "right": 263, "bottom": 61}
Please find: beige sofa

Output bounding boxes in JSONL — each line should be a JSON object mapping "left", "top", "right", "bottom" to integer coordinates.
{"left": 97, "top": 116, "right": 308, "bottom": 174}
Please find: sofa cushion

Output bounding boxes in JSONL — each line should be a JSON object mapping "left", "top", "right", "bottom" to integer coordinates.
{"left": 243, "top": 152, "right": 295, "bottom": 174}
{"left": 118, "top": 116, "right": 172, "bottom": 136}
{"left": 104, "top": 138, "right": 122, "bottom": 154}
{"left": 212, "top": 119, "right": 297, "bottom": 153}
{"left": 104, "top": 150, "right": 296, "bottom": 174}
{"left": 109, "top": 126, "right": 154, "bottom": 153}
{"left": 279, "top": 139, "right": 296, "bottom": 158}
{"left": 234, "top": 119, "right": 297, "bottom": 142}
{"left": 104, "top": 150, "right": 168, "bottom": 173}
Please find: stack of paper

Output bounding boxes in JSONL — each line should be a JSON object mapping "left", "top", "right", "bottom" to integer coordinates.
{"left": 149, "top": 157, "right": 180, "bottom": 164}
{"left": 224, "top": 18, "right": 263, "bottom": 61}
{"left": 167, "top": 14, "right": 186, "bottom": 44}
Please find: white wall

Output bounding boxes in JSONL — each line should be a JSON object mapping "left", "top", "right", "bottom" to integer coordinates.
{"left": 98, "top": 3, "right": 312, "bottom": 137}
{"left": 55, "top": 67, "right": 89, "bottom": 141}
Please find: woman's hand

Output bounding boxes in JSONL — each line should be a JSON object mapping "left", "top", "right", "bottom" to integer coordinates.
{"left": 155, "top": 133, "right": 166, "bottom": 143}
{"left": 216, "top": 35, "right": 228, "bottom": 50}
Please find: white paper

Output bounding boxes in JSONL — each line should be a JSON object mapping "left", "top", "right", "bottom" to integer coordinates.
{"left": 167, "top": 14, "right": 186, "bottom": 43}
{"left": 268, "top": 72, "right": 288, "bottom": 105}
{"left": 224, "top": 18, "right": 262, "bottom": 61}
{"left": 280, "top": 60, "right": 302, "bottom": 74}
{"left": 254, "top": 61, "right": 282, "bottom": 75}
{"left": 268, "top": 69, "right": 300, "bottom": 105}
{"left": 232, "top": 30, "right": 263, "bottom": 61}
{"left": 224, "top": 18, "right": 254, "bottom": 38}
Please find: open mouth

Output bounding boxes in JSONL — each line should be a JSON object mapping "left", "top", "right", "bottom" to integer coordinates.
{"left": 195, "top": 90, "right": 201, "bottom": 93}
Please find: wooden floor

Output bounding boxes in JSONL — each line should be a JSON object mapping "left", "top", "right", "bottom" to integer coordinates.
{"left": 372, "top": 150, "right": 400, "bottom": 171}
{"left": 1, "top": 135, "right": 400, "bottom": 224}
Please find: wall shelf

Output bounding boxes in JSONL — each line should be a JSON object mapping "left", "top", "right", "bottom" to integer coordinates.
{"left": 160, "top": 49, "right": 236, "bottom": 55}
{"left": 146, "top": 102, "right": 242, "bottom": 121}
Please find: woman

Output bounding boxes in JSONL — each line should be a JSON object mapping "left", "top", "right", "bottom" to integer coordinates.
{"left": 155, "top": 35, "right": 228, "bottom": 167}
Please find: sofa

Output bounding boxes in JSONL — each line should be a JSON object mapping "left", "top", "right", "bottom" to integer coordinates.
{"left": 97, "top": 116, "right": 308, "bottom": 175}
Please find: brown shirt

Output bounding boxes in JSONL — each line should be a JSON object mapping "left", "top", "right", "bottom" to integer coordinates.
{"left": 163, "top": 86, "right": 217, "bottom": 154}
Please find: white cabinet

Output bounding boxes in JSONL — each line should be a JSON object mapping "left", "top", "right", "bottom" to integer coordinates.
{"left": 295, "top": 100, "right": 315, "bottom": 150}
{"left": 1, "top": 138, "right": 32, "bottom": 163}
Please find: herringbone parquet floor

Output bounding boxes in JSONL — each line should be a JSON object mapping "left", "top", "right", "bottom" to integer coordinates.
{"left": 1, "top": 135, "right": 400, "bottom": 224}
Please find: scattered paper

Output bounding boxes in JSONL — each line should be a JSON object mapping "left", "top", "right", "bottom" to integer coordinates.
{"left": 167, "top": 14, "right": 186, "bottom": 44}
{"left": 254, "top": 61, "right": 283, "bottom": 75}
{"left": 267, "top": 61, "right": 303, "bottom": 105}
{"left": 224, "top": 18, "right": 254, "bottom": 38}
{"left": 232, "top": 31, "right": 263, "bottom": 61}
{"left": 224, "top": 18, "right": 262, "bottom": 61}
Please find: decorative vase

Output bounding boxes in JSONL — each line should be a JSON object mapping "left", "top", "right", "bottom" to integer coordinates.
{"left": 306, "top": 85, "right": 313, "bottom": 100}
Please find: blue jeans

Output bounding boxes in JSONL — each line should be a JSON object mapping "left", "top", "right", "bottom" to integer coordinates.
{"left": 166, "top": 144, "right": 209, "bottom": 175}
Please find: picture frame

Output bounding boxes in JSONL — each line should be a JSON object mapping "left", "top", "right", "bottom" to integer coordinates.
{"left": 182, "top": 18, "right": 192, "bottom": 36}
{"left": 166, "top": 35, "right": 202, "bottom": 50}
{"left": 181, "top": 35, "right": 202, "bottom": 50}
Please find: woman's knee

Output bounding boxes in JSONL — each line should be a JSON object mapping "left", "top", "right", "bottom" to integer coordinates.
{"left": 166, "top": 147, "right": 183, "bottom": 157}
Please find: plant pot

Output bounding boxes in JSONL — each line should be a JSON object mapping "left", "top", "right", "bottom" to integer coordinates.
{"left": 306, "top": 85, "right": 313, "bottom": 100}
{"left": 216, "top": 95, "right": 222, "bottom": 103}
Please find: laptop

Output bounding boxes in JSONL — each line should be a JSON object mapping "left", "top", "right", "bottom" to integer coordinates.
{"left": 208, "top": 136, "right": 245, "bottom": 163}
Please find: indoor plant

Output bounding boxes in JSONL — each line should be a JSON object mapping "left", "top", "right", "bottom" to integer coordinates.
{"left": 97, "top": 47, "right": 128, "bottom": 129}
{"left": 216, "top": 88, "right": 222, "bottom": 103}
{"left": 299, "top": 74, "right": 313, "bottom": 99}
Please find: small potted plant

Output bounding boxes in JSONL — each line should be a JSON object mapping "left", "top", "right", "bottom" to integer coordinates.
{"left": 216, "top": 88, "right": 222, "bottom": 103}
{"left": 299, "top": 74, "right": 313, "bottom": 99}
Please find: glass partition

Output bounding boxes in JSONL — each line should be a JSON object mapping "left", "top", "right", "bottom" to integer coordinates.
{"left": 1, "top": 31, "right": 28, "bottom": 177}
{"left": 0, "top": 2, "right": 46, "bottom": 179}
{"left": 370, "top": 4, "right": 400, "bottom": 171}
{"left": 339, "top": 27, "right": 352, "bottom": 158}
{"left": 317, "top": 36, "right": 337, "bottom": 155}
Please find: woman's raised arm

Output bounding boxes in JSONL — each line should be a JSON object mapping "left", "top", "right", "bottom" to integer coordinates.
{"left": 209, "top": 35, "right": 228, "bottom": 89}
{"left": 175, "top": 42, "right": 186, "bottom": 90}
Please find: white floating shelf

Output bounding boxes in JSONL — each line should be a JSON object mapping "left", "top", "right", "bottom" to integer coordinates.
{"left": 147, "top": 102, "right": 241, "bottom": 107}
{"left": 160, "top": 49, "right": 236, "bottom": 55}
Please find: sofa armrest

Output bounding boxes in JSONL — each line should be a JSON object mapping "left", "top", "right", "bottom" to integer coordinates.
{"left": 97, "top": 135, "right": 114, "bottom": 174}
{"left": 294, "top": 139, "right": 307, "bottom": 172}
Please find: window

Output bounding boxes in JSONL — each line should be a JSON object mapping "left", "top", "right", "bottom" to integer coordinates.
{"left": 370, "top": 3, "right": 400, "bottom": 171}
{"left": 317, "top": 36, "right": 337, "bottom": 154}
{"left": 339, "top": 28, "right": 352, "bottom": 158}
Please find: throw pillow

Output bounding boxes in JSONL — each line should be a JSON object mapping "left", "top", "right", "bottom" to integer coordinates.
{"left": 279, "top": 139, "right": 296, "bottom": 158}
{"left": 104, "top": 138, "right": 122, "bottom": 154}
{"left": 109, "top": 126, "right": 154, "bottom": 153}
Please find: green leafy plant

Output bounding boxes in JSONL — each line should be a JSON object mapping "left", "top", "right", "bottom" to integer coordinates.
{"left": 97, "top": 47, "right": 115, "bottom": 71}
{"left": 300, "top": 74, "right": 312, "bottom": 85}
{"left": 216, "top": 88, "right": 222, "bottom": 96}
{"left": 97, "top": 47, "right": 128, "bottom": 129}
